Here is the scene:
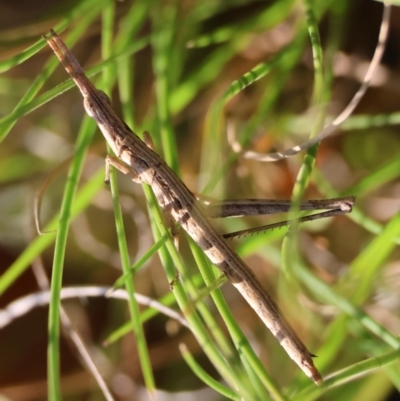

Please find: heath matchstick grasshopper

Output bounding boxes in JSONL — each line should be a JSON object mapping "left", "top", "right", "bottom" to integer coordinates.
{"left": 44, "top": 29, "right": 359, "bottom": 384}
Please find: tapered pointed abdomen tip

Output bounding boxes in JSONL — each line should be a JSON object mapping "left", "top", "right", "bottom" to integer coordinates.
{"left": 313, "top": 373, "right": 323, "bottom": 386}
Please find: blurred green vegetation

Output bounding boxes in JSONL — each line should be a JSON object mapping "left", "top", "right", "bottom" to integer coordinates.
{"left": 0, "top": 1, "right": 400, "bottom": 400}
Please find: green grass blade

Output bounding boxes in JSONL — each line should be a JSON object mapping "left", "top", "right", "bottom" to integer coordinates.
{"left": 47, "top": 116, "right": 95, "bottom": 400}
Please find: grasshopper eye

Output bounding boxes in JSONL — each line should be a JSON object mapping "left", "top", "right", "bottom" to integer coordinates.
{"left": 83, "top": 97, "right": 96, "bottom": 118}
{"left": 83, "top": 90, "right": 111, "bottom": 118}
{"left": 96, "top": 89, "right": 112, "bottom": 105}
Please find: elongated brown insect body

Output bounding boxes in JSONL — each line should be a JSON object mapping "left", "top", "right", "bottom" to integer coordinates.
{"left": 44, "top": 29, "right": 324, "bottom": 384}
